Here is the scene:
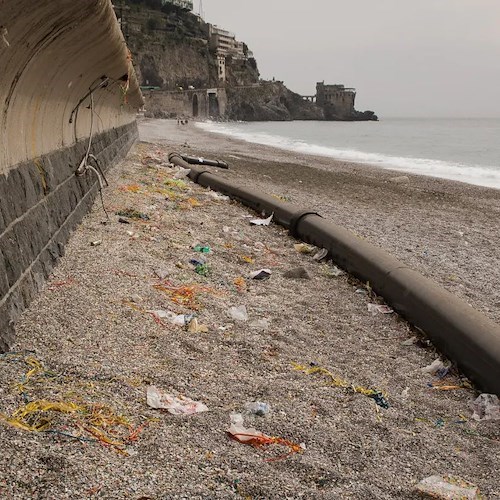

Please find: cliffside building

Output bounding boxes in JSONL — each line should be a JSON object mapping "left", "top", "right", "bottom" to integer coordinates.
{"left": 208, "top": 24, "right": 251, "bottom": 83}
{"left": 208, "top": 25, "right": 245, "bottom": 59}
{"left": 316, "top": 82, "right": 356, "bottom": 119}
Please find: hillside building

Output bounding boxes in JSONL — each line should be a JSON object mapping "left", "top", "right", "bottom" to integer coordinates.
{"left": 208, "top": 24, "right": 245, "bottom": 59}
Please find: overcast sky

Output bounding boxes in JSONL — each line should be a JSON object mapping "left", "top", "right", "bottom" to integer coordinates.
{"left": 201, "top": 0, "right": 500, "bottom": 118}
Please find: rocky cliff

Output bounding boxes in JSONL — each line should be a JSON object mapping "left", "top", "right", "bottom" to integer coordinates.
{"left": 225, "top": 83, "right": 323, "bottom": 121}
{"left": 120, "top": 1, "right": 258, "bottom": 90}
{"left": 118, "top": 1, "right": 375, "bottom": 121}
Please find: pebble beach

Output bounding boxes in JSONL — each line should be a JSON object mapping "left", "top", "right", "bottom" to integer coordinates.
{"left": 0, "top": 119, "right": 498, "bottom": 499}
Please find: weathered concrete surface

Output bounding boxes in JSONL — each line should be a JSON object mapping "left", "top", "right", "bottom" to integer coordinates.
{"left": 0, "top": 0, "right": 142, "bottom": 172}
{"left": 0, "top": 0, "right": 143, "bottom": 350}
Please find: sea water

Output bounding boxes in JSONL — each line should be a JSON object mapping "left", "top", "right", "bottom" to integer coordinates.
{"left": 196, "top": 118, "right": 500, "bottom": 190}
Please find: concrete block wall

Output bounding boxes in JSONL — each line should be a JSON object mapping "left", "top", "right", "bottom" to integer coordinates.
{"left": 0, "top": 122, "right": 138, "bottom": 351}
{"left": 0, "top": 0, "right": 144, "bottom": 350}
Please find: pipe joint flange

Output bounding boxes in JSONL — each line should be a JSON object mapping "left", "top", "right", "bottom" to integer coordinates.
{"left": 191, "top": 169, "right": 210, "bottom": 183}
{"left": 289, "top": 210, "right": 322, "bottom": 238}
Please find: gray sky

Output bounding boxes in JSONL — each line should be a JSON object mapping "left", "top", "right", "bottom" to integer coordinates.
{"left": 201, "top": 0, "right": 500, "bottom": 118}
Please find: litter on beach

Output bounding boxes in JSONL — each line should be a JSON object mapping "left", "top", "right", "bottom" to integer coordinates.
{"left": 227, "top": 305, "right": 249, "bottom": 322}
{"left": 421, "top": 358, "right": 450, "bottom": 377}
{"left": 414, "top": 475, "right": 480, "bottom": 499}
{"left": 294, "top": 243, "right": 315, "bottom": 254}
{"left": 248, "top": 269, "right": 272, "bottom": 280}
{"left": 367, "top": 304, "right": 394, "bottom": 315}
{"left": 187, "top": 317, "right": 209, "bottom": 333}
{"left": 313, "top": 248, "right": 329, "bottom": 261}
{"left": 293, "top": 363, "right": 389, "bottom": 409}
{"left": 146, "top": 386, "right": 208, "bottom": 415}
{"left": 227, "top": 413, "right": 304, "bottom": 461}
{"left": 323, "top": 264, "right": 344, "bottom": 278}
{"left": 250, "top": 213, "right": 273, "bottom": 226}
{"left": 471, "top": 393, "right": 500, "bottom": 421}
{"left": 146, "top": 310, "right": 195, "bottom": 327}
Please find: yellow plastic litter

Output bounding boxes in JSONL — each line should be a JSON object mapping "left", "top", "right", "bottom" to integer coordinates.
{"left": 154, "top": 284, "right": 217, "bottom": 310}
{"left": 294, "top": 243, "right": 315, "bottom": 254}
{"left": 164, "top": 179, "right": 188, "bottom": 190}
{"left": 239, "top": 255, "right": 255, "bottom": 264}
{"left": 120, "top": 184, "right": 141, "bottom": 193}
{"left": 15, "top": 356, "right": 47, "bottom": 394}
{"left": 292, "top": 363, "right": 389, "bottom": 409}
{"left": 1, "top": 400, "right": 82, "bottom": 432}
{"left": 187, "top": 318, "right": 209, "bottom": 333}
{"left": 234, "top": 277, "right": 247, "bottom": 292}
{"left": 186, "top": 197, "right": 201, "bottom": 208}
{"left": 0, "top": 353, "right": 142, "bottom": 453}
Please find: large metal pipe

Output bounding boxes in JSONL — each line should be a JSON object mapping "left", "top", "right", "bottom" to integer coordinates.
{"left": 169, "top": 152, "right": 500, "bottom": 394}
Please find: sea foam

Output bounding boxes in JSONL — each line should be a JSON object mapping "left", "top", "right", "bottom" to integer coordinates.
{"left": 197, "top": 121, "right": 500, "bottom": 190}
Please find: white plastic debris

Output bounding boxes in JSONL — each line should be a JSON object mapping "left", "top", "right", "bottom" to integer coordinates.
{"left": 401, "top": 337, "right": 417, "bottom": 346}
{"left": 244, "top": 401, "right": 271, "bottom": 416}
{"left": 324, "top": 265, "right": 344, "bottom": 277}
{"left": 249, "top": 318, "right": 270, "bottom": 330}
{"left": 471, "top": 393, "right": 500, "bottom": 421}
{"left": 250, "top": 213, "right": 273, "bottom": 226}
{"left": 367, "top": 304, "right": 394, "bottom": 315}
{"left": 313, "top": 248, "right": 329, "bottom": 261}
{"left": 1, "top": 27, "right": 9, "bottom": 48}
{"left": 414, "top": 475, "right": 480, "bottom": 499}
{"left": 248, "top": 269, "right": 272, "bottom": 280}
{"left": 228, "top": 305, "right": 248, "bottom": 322}
{"left": 146, "top": 386, "right": 208, "bottom": 415}
{"left": 228, "top": 412, "right": 265, "bottom": 442}
{"left": 147, "top": 310, "right": 194, "bottom": 326}
{"left": 421, "top": 358, "right": 447, "bottom": 375}
{"left": 90, "top": 240, "right": 102, "bottom": 246}
{"left": 206, "top": 191, "right": 230, "bottom": 201}
{"left": 173, "top": 167, "right": 191, "bottom": 179}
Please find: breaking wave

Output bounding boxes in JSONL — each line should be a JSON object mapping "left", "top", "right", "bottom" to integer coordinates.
{"left": 197, "top": 121, "right": 500, "bottom": 190}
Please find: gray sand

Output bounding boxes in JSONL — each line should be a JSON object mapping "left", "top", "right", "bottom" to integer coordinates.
{"left": 0, "top": 120, "right": 498, "bottom": 499}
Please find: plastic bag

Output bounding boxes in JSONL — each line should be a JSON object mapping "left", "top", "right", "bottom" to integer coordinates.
{"left": 228, "top": 305, "right": 248, "bottom": 322}
{"left": 146, "top": 386, "right": 208, "bottom": 415}
{"left": 414, "top": 475, "right": 480, "bottom": 499}
{"left": 471, "top": 393, "right": 500, "bottom": 421}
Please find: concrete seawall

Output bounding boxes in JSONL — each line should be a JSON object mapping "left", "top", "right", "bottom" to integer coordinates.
{"left": 0, "top": 0, "right": 143, "bottom": 350}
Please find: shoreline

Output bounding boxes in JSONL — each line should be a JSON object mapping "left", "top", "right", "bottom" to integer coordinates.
{"left": 140, "top": 118, "right": 500, "bottom": 325}
{"left": 195, "top": 120, "right": 500, "bottom": 191}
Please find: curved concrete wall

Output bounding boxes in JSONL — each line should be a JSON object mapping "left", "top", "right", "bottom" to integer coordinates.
{"left": 0, "top": 0, "right": 143, "bottom": 173}
{"left": 0, "top": 0, "right": 143, "bottom": 350}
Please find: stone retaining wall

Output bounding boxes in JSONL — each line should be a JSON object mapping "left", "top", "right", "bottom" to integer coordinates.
{"left": 0, "top": 122, "right": 138, "bottom": 351}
